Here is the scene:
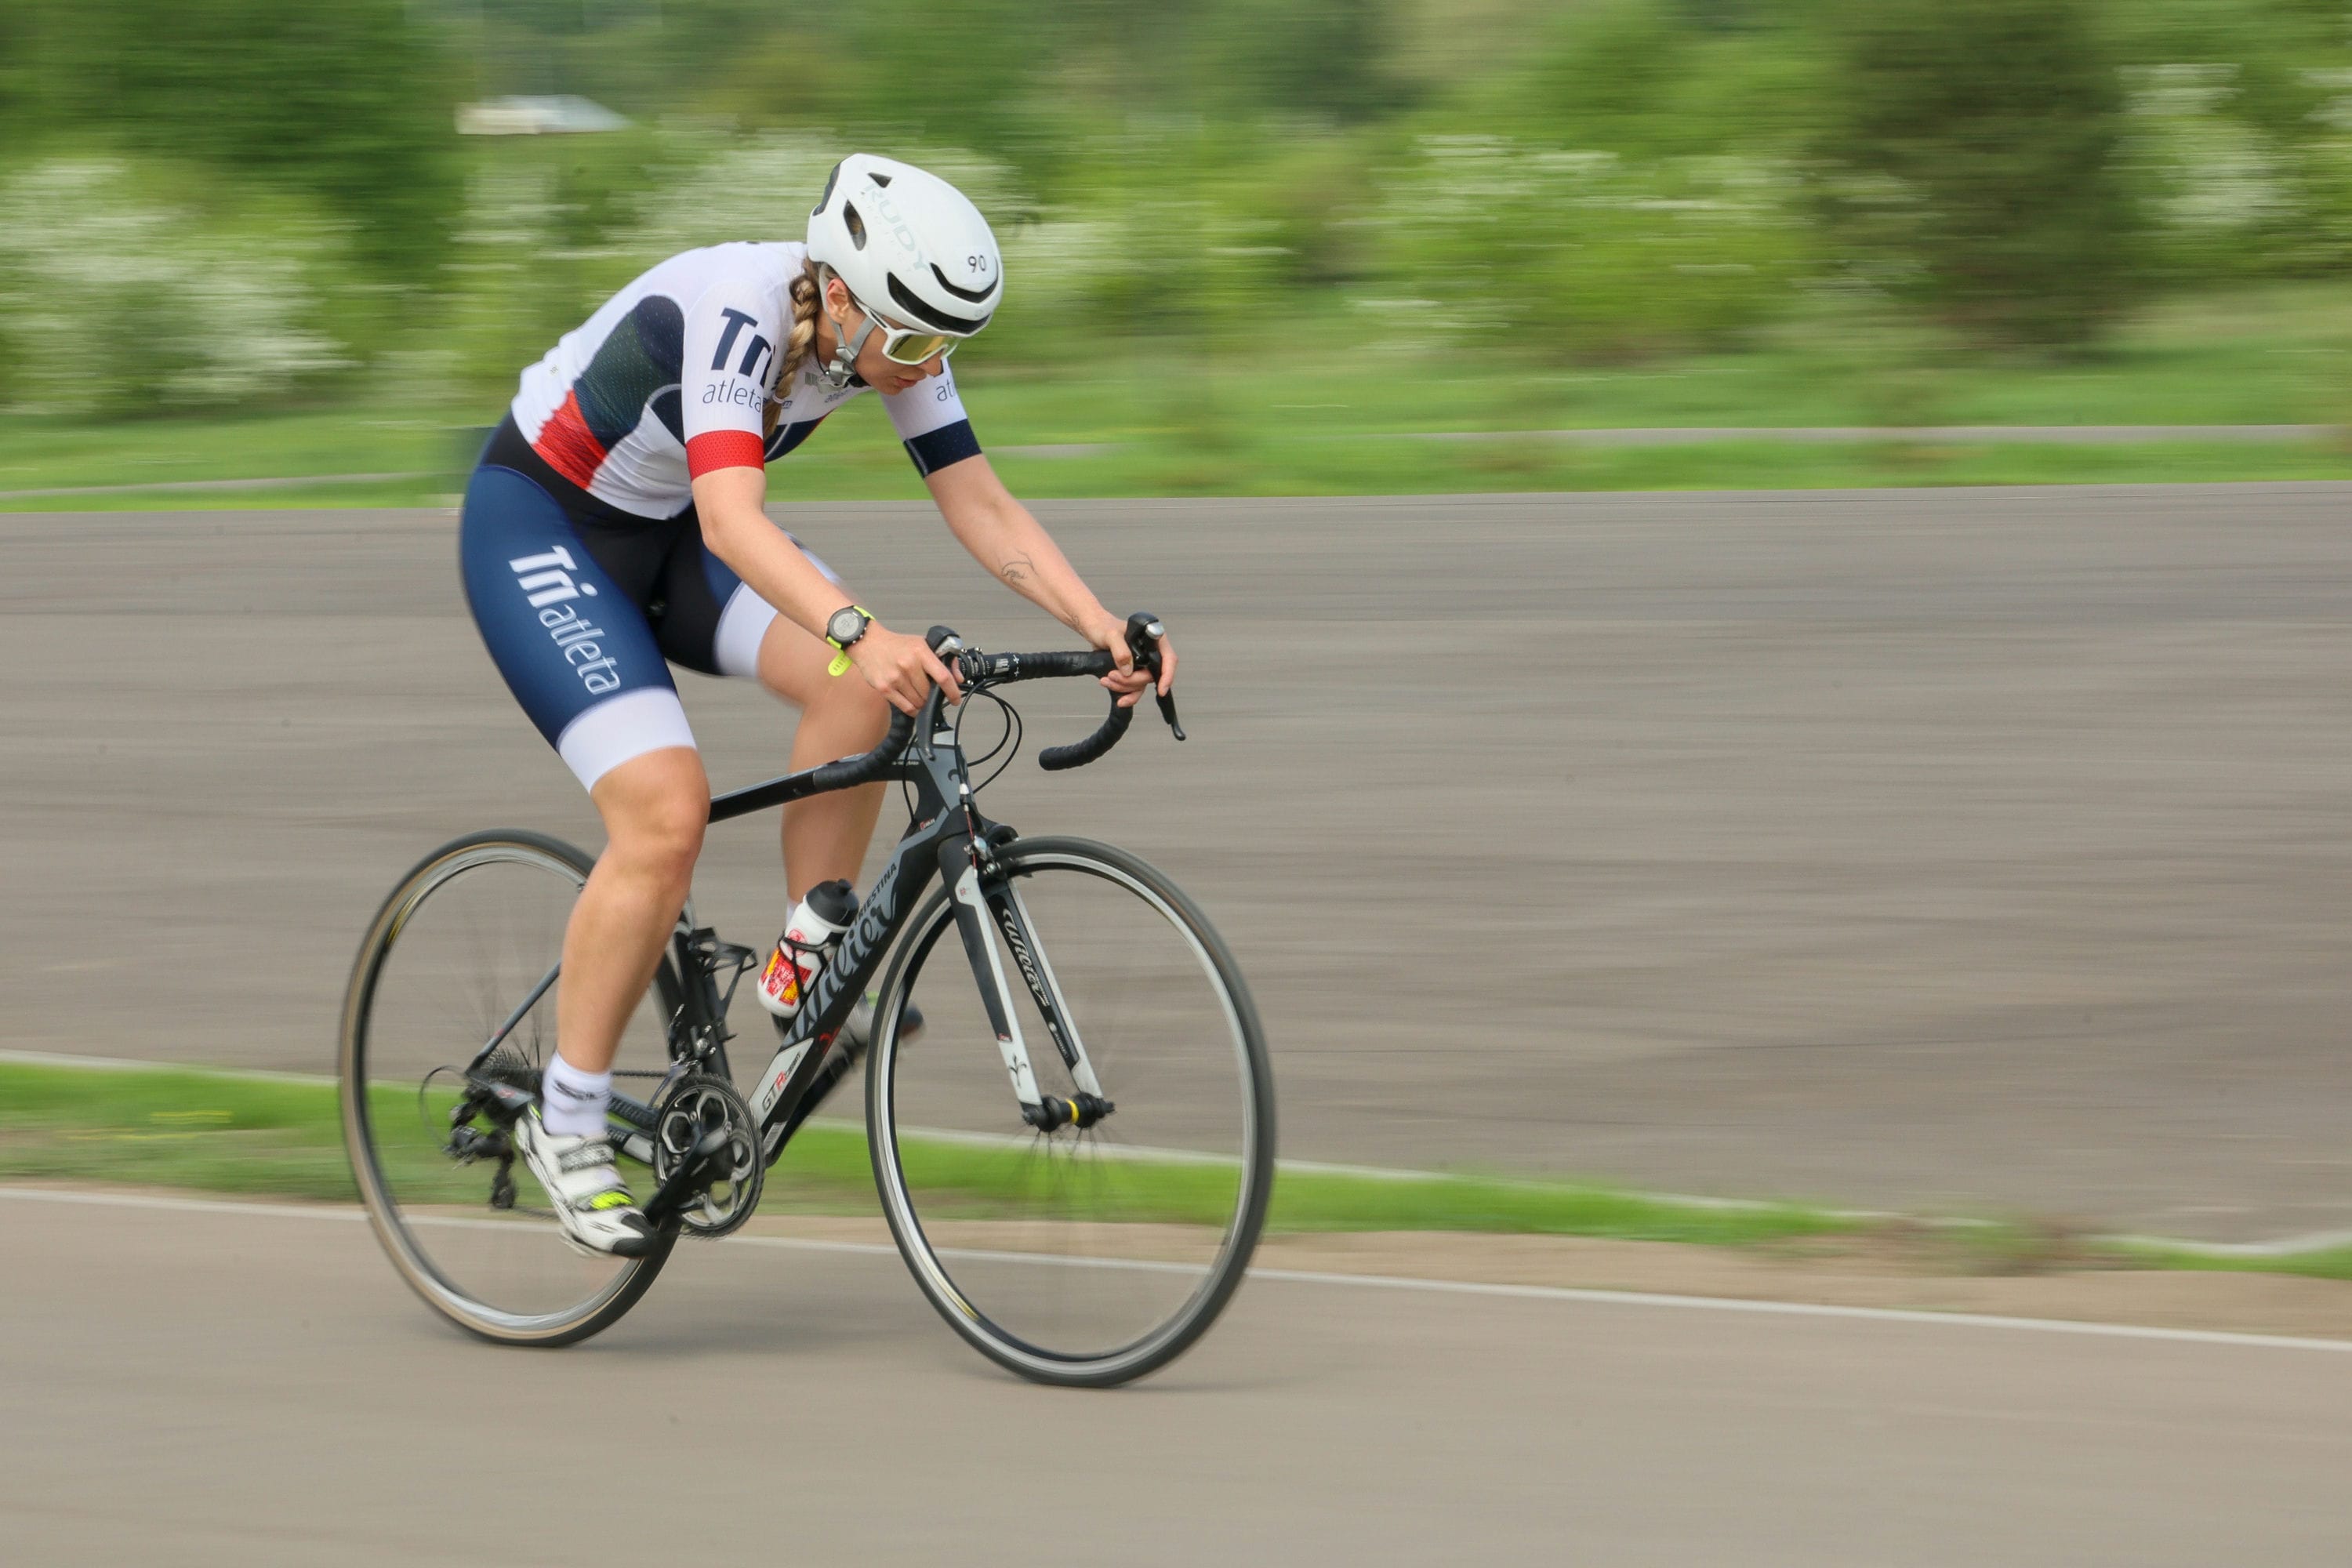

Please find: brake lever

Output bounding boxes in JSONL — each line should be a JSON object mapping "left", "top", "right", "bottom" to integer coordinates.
{"left": 1125, "top": 612, "right": 1186, "bottom": 742}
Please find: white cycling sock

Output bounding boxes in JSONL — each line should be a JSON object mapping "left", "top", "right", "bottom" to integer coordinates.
{"left": 540, "top": 1053, "right": 613, "bottom": 1138}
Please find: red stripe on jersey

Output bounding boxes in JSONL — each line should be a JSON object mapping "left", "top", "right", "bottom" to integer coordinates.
{"left": 687, "top": 429, "right": 768, "bottom": 477}
{"left": 534, "top": 390, "right": 609, "bottom": 490}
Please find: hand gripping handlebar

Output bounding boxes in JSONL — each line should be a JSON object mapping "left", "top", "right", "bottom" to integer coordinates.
{"left": 933, "top": 612, "right": 1184, "bottom": 771}
{"left": 1040, "top": 612, "right": 1182, "bottom": 770}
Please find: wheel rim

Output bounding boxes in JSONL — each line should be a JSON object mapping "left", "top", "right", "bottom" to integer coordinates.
{"left": 873, "top": 847, "right": 1268, "bottom": 1377}
{"left": 343, "top": 839, "right": 670, "bottom": 1338}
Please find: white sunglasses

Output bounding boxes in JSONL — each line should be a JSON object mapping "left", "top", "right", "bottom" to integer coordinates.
{"left": 830, "top": 284, "right": 965, "bottom": 367}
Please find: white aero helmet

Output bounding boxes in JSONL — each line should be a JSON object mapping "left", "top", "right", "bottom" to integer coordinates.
{"left": 807, "top": 154, "right": 1001, "bottom": 383}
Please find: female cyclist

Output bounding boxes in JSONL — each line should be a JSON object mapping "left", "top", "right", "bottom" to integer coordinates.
{"left": 458, "top": 154, "right": 1175, "bottom": 1254}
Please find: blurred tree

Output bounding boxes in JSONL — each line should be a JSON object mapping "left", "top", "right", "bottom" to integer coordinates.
{"left": 1816, "top": 0, "right": 2143, "bottom": 347}
{"left": 1373, "top": 134, "right": 1804, "bottom": 361}
{"left": 1199, "top": 0, "right": 1403, "bottom": 125}
{"left": 1437, "top": 0, "right": 1824, "bottom": 162}
{"left": 13, "top": 0, "right": 462, "bottom": 282}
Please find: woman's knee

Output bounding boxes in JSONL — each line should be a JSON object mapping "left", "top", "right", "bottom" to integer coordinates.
{"left": 591, "top": 747, "right": 710, "bottom": 875}
{"left": 821, "top": 673, "right": 892, "bottom": 739}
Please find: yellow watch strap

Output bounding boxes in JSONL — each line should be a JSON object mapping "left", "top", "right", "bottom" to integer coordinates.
{"left": 824, "top": 604, "right": 873, "bottom": 677}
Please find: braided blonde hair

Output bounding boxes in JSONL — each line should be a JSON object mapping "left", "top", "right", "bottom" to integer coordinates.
{"left": 764, "top": 264, "right": 823, "bottom": 436}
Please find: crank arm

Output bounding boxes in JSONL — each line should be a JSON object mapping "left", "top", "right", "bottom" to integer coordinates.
{"left": 640, "top": 1126, "right": 732, "bottom": 1229}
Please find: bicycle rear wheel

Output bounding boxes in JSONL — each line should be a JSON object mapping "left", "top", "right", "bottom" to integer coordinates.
{"left": 868, "top": 836, "right": 1275, "bottom": 1387}
{"left": 339, "top": 830, "right": 677, "bottom": 1346}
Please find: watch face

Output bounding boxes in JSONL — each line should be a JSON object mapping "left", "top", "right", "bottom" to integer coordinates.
{"left": 827, "top": 608, "right": 866, "bottom": 644}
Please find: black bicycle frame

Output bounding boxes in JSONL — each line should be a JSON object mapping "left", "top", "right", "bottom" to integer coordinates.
{"left": 481, "top": 620, "right": 1160, "bottom": 1166}
{"left": 699, "top": 677, "right": 1076, "bottom": 1166}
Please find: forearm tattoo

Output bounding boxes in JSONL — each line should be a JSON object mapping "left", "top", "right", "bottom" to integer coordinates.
{"left": 999, "top": 554, "right": 1034, "bottom": 586}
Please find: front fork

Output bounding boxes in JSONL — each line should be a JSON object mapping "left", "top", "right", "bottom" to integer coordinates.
{"left": 941, "top": 837, "right": 1112, "bottom": 1131}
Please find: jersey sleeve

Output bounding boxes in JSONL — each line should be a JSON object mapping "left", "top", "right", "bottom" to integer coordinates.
{"left": 882, "top": 365, "right": 983, "bottom": 478}
{"left": 679, "top": 279, "right": 786, "bottom": 478}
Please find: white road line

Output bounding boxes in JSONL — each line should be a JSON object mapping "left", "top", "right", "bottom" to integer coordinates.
{"left": 5, "top": 1183, "right": 2350, "bottom": 1356}
{"left": 0, "top": 1186, "right": 371, "bottom": 1223}
{"left": 0, "top": 1047, "right": 331, "bottom": 1087}
{"left": 1233, "top": 1269, "right": 2352, "bottom": 1355}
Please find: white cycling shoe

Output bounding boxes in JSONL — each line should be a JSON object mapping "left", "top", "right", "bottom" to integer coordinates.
{"left": 514, "top": 1109, "right": 659, "bottom": 1258}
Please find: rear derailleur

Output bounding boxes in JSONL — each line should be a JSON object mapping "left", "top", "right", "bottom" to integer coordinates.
{"left": 442, "top": 1070, "right": 537, "bottom": 1210}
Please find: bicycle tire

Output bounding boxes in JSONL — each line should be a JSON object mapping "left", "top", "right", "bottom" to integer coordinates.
{"left": 339, "top": 829, "right": 677, "bottom": 1347}
{"left": 866, "top": 835, "right": 1276, "bottom": 1387}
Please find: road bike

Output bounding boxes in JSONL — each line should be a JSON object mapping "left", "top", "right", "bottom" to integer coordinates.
{"left": 338, "top": 617, "right": 1275, "bottom": 1387}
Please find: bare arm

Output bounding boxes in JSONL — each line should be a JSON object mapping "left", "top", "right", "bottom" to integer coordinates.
{"left": 691, "top": 466, "right": 959, "bottom": 713}
{"left": 924, "top": 456, "right": 1175, "bottom": 702}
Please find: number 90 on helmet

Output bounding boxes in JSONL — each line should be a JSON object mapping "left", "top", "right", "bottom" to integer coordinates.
{"left": 807, "top": 154, "right": 1003, "bottom": 340}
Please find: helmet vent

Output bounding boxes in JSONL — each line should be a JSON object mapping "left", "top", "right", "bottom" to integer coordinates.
{"left": 887, "top": 273, "right": 985, "bottom": 334}
{"left": 843, "top": 202, "right": 867, "bottom": 249}
{"left": 870, "top": 171, "right": 893, "bottom": 187}
{"left": 812, "top": 160, "right": 841, "bottom": 216}
{"left": 931, "top": 262, "right": 1000, "bottom": 304}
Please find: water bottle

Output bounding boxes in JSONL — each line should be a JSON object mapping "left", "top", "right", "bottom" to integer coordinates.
{"left": 755, "top": 879, "right": 858, "bottom": 1018}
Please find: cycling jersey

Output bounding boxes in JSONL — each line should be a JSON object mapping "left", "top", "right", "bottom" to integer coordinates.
{"left": 510, "top": 241, "right": 982, "bottom": 521}
{"left": 465, "top": 240, "right": 974, "bottom": 790}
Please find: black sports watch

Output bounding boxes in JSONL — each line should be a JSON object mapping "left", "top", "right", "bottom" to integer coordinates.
{"left": 824, "top": 604, "right": 873, "bottom": 676}
{"left": 825, "top": 604, "right": 873, "bottom": 650}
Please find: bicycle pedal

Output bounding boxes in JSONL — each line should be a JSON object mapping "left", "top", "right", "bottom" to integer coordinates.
{"left": 447, "top": 1126, "right": 512, "bottom": 1163}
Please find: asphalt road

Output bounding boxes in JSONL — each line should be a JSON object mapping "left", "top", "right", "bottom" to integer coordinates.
{"left": 5, "top": 485, "right": 2351, "bottom": 1238}
{"left": 5, "top": 1189, "right": 2350, "bottom": 1566}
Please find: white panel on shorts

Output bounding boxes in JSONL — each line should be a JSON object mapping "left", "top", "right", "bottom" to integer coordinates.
{"left": 792, "top": 535, "right": 844, "bottom": 588}
{"left": 554, "top": 687, "right": 699, "bottom": 791}
{"left": 712, "top": 583, "right": 780, "bottom": 680}
{"left": 710, "top": 534, "right": 844, "bottom": 680}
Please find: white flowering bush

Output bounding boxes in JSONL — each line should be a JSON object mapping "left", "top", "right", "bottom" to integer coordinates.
{"left": 2117, "top": 59, "right": 2352, "bottom": 279}
{"left": 438, "top": 157, "right": 580, "bottom": 405}
{"left": 2125, "top": 65, "right": 2299, "bottom": 275}
{"left": 621, "top": 131, "right": 1029, "bottom": 263}
{"left": 2303, "top": 66, "right": 2352, "bottom": 267}
{"left": 1366, "top": 136, "right": 1806, "bottom": 360}
{"left": 0, "top": 159, "right": 349, "bottom": 416}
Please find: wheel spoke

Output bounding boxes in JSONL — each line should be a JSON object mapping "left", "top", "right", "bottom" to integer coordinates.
{"left": 871, "top": 838, "right": 1274, "bottom": 1385}
{"left": 340, "top": 833, "right": 676, "bottom": 1345}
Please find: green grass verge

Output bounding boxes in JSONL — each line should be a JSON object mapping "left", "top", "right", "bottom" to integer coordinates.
{"left": 9, "top": 1058, "right": 2351, "bottom": 1279}
{"left": 2109, "top": 1239, "right": 2352, "bottom": 1285}
{"left": 5, "top": 284, "right": 2351, "bottom": 510}
{"left": 0, "top": 1058, "right": 1847, "bottom": 1248}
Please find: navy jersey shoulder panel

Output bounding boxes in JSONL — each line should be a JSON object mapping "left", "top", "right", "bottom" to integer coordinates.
{"left": 905, "top": 418, "right": 981, "bottom": 478}
{"left": 768, "top": 415, "right": 829, "bottom": 461}
{"left": 651, "top": 387, "right": 684, "bottom": 443}
{"left": 574, "top": 295, "right": 686, "bottom": 449}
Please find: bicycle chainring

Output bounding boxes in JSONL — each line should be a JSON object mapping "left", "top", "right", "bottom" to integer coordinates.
{"left": 651, "top": 1072, "right": 764, "bottom": 1238}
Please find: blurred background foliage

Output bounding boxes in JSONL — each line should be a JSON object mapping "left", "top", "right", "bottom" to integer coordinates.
{"left": 3, "top": 0, "right": 2352, "bottom": 419}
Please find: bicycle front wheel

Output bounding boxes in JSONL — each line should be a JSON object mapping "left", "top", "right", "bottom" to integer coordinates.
{"left": 868, "top": 836, "right": 1275, "bottom": 1387}
{"left": 339, "top": 830, "right": 677, "bottom": 1346}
